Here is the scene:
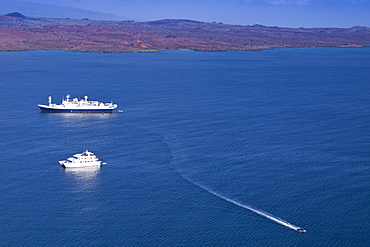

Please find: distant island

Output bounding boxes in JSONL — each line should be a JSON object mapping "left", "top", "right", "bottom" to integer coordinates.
{"left": 1, "top": 12, "right": 370, "bottom": 52}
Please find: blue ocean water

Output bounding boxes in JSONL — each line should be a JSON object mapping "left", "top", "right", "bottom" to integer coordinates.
{"left": 0, "top": 48, "right": 369, "bottom": 246}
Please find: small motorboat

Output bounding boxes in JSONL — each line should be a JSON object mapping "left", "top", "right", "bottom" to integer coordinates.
{"left": 297, "top": 228, "right": 307, "bottom": 233}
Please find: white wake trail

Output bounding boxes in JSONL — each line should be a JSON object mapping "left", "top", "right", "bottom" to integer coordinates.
{"left": 195, "top": 182, "right": 304, "bottom": 232}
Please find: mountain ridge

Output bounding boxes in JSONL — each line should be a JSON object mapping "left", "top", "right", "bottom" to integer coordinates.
{"left": 0, "top": 0, "right": 128, "bottom": 21}
{"left": 0, "top": 13, "right": 369, "bottom": 52}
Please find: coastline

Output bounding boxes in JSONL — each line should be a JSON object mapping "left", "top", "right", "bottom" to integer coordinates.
{"left": 1, "top": 14, "right": 369, "bottom": 53}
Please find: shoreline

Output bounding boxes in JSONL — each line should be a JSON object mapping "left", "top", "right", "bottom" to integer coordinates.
{"left": 0, "top": 45, "right": 368, "bottom": 53}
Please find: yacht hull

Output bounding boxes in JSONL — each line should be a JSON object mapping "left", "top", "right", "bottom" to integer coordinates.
{"left": 59, "top": 160, "right": 101, "bottom": 168}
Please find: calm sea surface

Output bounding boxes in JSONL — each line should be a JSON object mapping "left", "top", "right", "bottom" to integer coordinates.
{"left": 0, "top": 48, "right": 369, "bottom": 246}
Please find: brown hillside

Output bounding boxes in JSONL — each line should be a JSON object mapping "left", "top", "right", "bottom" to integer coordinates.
{"left": 0, "top": 14, "right": 369, "bottom": 52}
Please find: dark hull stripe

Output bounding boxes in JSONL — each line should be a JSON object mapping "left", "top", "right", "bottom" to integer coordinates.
{"left": 39, "top": 106, "right": 114, "bottom": 113}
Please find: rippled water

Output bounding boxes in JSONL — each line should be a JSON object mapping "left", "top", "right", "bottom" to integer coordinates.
{"left": 0, "top": 48, "right": 369, "bottom": 246}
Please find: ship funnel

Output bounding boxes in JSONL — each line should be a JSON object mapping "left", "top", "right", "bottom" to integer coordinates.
{"left": 48, "top": 96, "right": 52, "bottom": 105}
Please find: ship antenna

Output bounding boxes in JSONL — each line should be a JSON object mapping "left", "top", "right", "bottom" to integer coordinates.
{"left": 48, "top": 96, "right": 52, "bottom": 106}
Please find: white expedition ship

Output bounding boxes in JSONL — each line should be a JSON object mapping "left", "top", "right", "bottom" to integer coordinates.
{"left": 38, "top": 95, "right": 118, "bottom": 113}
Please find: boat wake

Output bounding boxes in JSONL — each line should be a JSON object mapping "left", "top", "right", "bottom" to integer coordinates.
{"left": 189, "top": 180, "right": 306, "bottom": 233}
{"left": 162, "top": 136, "right": 306, "bottom": 233}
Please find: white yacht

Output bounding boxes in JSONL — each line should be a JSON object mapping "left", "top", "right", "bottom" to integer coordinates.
{"left": 59, "top": 150, "right": 103, "bottom": 168}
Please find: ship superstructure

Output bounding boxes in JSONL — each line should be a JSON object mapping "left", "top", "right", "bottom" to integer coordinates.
{"left": 38, "top": 95, "right": 117, "bottom": 113}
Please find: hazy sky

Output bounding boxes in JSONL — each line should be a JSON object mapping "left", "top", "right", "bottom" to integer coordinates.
{"left": 4, "top": 0, "right": 370, "bottom": 27}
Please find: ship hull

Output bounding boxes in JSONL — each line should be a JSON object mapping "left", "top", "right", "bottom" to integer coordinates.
{"left": 59, "top": 161, "right": 102, "bottom": 168}
{"left": 39, "top": 105, "right": 115, "bottom": 113}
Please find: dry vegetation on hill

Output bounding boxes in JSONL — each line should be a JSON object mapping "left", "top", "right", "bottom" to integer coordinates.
{"left": 1, "top": 13, "right": 369, "bottom": 52}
